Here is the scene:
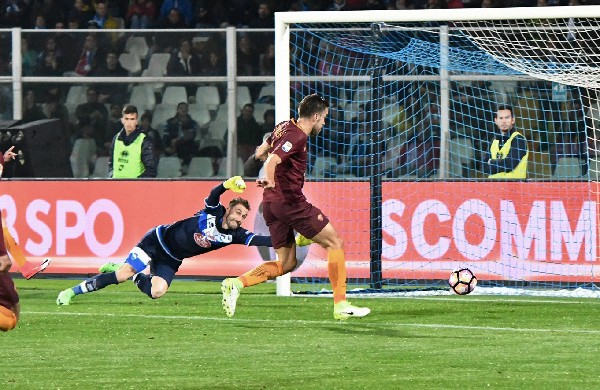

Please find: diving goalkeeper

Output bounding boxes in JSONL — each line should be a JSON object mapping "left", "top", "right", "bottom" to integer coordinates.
{"left": 57, "top": 176, "right": 298, "bottom": 305}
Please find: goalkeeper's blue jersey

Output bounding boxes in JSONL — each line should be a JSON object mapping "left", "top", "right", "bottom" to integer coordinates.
{"left": 154, "top": 184, "right": 269, "bottom": 261}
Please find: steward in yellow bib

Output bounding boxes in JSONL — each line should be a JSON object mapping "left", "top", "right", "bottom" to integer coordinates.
{"left": 485, "top": 105, "right": 528, "bottom": 179}
{"left": 109, "top": 105, "right": 157, "bottom": 178}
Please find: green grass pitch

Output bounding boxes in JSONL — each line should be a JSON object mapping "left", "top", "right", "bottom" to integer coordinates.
{"left": 3, "top": 278, "right": 600, "bottom": 389}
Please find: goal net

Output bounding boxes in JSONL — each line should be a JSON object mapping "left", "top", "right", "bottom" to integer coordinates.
{"left": 274, "top": 6, "right": 600, "bottom": 297}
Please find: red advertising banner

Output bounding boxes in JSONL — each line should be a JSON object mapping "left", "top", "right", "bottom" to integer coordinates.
{"left": 1, "top": 180, "right": 596, "bottom": 281}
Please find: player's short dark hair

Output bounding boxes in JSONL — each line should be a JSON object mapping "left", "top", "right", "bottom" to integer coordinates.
{"left": 122, "top": 104, "right": 138, "bottom": 116}
{"left": 495, "top": 104, "right": 514, "bottom": 117}
{"left": 298, "top": 94, "right": 329, "bottom": 118}
{"left": 229, "top": 197, "right": 250, "bottom": 212}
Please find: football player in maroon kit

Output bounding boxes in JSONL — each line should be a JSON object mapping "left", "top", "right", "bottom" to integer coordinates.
{"left": 222, "top": 94, "right": 370, "bottom": 320}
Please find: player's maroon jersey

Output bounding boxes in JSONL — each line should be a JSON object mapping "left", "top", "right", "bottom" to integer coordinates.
{"left": 263, "top": 119, "right": 308, "bottom": 204}
{"left": 0, "top": 273, "right": 19, "bottom": 310}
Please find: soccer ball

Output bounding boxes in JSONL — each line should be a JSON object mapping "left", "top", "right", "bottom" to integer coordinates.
{"left": 448, "top": 268, "right": 477, "bottom": 295}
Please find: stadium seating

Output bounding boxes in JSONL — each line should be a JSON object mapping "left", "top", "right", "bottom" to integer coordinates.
{"left": 92, "top": 156, "right": 110, "bottom": 178}
{"left": 253, "top": 103, "right": 274, "bottom": 123}
{"left": 208, "top": 119, "right": 228, "bottom": 140}
{"left": 589, "top": 158, "right": 600, "bottom": 181}
{"left": 69, "top": 138, "right": 97, "bottom": 178}
{"left": 448, "top": 137, "right": 474, "bottom": 178}
{"left": 118, "top": 52, "right": 142, "bottom": 75}
{"left": 258, "top": 83, "right": 275, "bottom": 100}
{"left": 311, "top": 156, "right": 337, "bottom": 177}
{"left": 157, "top": 156, "right": 182, "bottom": 178}
{"left": 185, "top": 157, "right": 214, "bottom": 177}
{"left": 141, "top": 68, "right": 165, "bottom": 93}
{"left": 151, "top": 103, "right": 176, "bottom": 132}
{"left": 195, "top": 86, "right": 221, "bottom": 111}
{"left": 188, "top": 103, "right": 211, "bottom": 127}
{"left": 146, "top": 53, "right": 171, "bottom": 76}
{"left": 162, "top": 86, "right": 188, "bottom": 105}
{"left": 217, "top": 157, "right": 244, "bottom": 177}
{"left": 234, "top": 86, "right": 252, "bottom": 109}
{"left": 125, "top": 36, "right": 149, "bottom": 60}
{"left": 553, "top": 157, "right": 583, "bottom": 179}
{"left": 128, "top": 85, "right": 156, "bottom": 112}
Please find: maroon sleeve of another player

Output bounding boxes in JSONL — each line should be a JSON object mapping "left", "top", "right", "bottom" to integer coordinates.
{"left": 0, "top": 273, "right": 19, "bottom": 308}
{"left": 270, "top": 129, "right": 305, "bottom": 162}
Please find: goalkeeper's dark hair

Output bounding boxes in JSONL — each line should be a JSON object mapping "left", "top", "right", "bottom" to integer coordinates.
{"left": 229, "top": 197, "right": 250, "bottom": 212}
{"left": 495, "top": 104, "right": 514, "bottom": 117}
{"left": 298, "top": 94, "right": 329, "bottom": 118}
{"left": 122, "top": 104, "right": 138, "bottom": 116}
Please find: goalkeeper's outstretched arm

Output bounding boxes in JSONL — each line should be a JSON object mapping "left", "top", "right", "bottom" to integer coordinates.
{"left": 205, "top": 176, "right": 246, "bottom": 207}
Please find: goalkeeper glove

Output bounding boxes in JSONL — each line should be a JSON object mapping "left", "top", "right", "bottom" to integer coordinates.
{"left": 295, "top": 234, "right": 314, "bottom": 247}
{"left": 223, "top": 176, "right": 246, "bottom": 193}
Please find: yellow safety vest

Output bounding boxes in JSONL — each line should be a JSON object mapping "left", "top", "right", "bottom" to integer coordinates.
{"left": 112, "top": 132, "right": 146, "bottom": 178}
{"left": 489, "top": 131, "right": 528, "bottom": 179}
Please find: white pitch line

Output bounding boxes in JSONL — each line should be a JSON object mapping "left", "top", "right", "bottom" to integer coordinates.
{"left": 23, "top": 311, "right": 600, "bottom": 335}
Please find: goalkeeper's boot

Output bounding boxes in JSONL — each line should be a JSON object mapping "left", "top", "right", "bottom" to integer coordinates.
{"left": 221, "top": 278, "right": 242, "bottom": 318}
{"left": 333, "top": 300, "right": 371, "bottom": 320}
{"left": 56, "top": 288, "right": 75, "bottom": 306}
{"left": 99, "top": 262, "right": 122, "bottom": 273}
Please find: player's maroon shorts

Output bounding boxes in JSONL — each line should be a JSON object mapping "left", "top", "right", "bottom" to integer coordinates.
{"left": 263, "top": 200, "right": 329, "bottom": 249}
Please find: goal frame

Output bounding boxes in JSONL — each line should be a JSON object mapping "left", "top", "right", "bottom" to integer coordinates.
{"left": 273, "top": 5, "right": 600, "bottom": 296}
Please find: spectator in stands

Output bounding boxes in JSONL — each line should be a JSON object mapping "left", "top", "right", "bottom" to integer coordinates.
{"left": 21, "top": 37, "right": 37, "bottom": 76}
{"left": 22, "top": 89, "right": 44, "bottom": 123}
{"left": 235, "top": 103, "right": 264, "bottom": 162}
{"left": 237, "top": 34, "right": 258, "bottom": 76}
{"left": 90, "top": 50, "right": 128, "bottom": 105}
{"left": 71, "top": 33, "right": 99, "bottom": 76}
{"left": 249, "top": 2, "right": 274, "bottom": 29}
{"left": 36, "top": 36, "right": 64, "bottom": 70}
{"left": 200, "top": 48, "right": 226, "bottom": 76}
{"left": 328, "top": 0, "right": 350, "bottom": 11}
{"left": 387, "top": 0, "right": 412, "bottom": 9}
{"left": 194, "top": 3, "right": 218, "bottom": 28}
{"left": 162, "top": 102, "right": 200, "bottom": 165}
{"left": 259, "top": 42, "right": 275, "bottom": 76}
{"left": 158, "top": 0, "right": 193, "bottom": 27}
{"left": 32, "top": 14, "right": 47, "bottom": 29}
{"left": 394, "top": 123, "right": 440, "bottom": 178}
{"left": 139, "top": 111, "right": 163, "bottom": 162}
{"left": 0, "top": 0, "right": 27, "bottom": 27}
{"left": 259, "top": 109, "right": 275, "bottom": 136}
{"left": 52, "top": 22, "right": 80, "bottom": 68}
{"left": 167, "top": 38, "right": 201, "bottom": 77}
{"left": 89, "top": 0, "right": 118, "bottom": 29}
{"left": 363, "top": 0, "right": 387, "bottom": 9}
{"left": 33, "top": 49, "right": 63, "bottom": 97}
{"left": 74, "top": 86, "right": 108, "bottom": 146}
{"left": 153, "top": 7, "right": 188, "bottom": 53}
{"left": 69, "top": 0, "right": 95, "bottom": 27}
{"left": 126, "top": 0, "right": 157, "bottom": 29}
{"left": 41, "top": 93, "right": 70, "bottom": 136}
{"left": 339, "top": 106, "right": 386, "bottom": 177}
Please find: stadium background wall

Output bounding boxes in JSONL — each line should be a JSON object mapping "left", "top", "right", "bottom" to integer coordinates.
{"left": 1, "top": 180, "right": 596, "bottom": 281}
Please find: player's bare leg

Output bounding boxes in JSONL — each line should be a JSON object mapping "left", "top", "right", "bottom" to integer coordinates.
{"left": 57, "top": 264, "right": 137, "bottom": 305}
{"left": 312, "top": 223, "right": 370, "bottom": 320}
{"left": 2, "top": 218, "right": 51, "bottom": 279}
